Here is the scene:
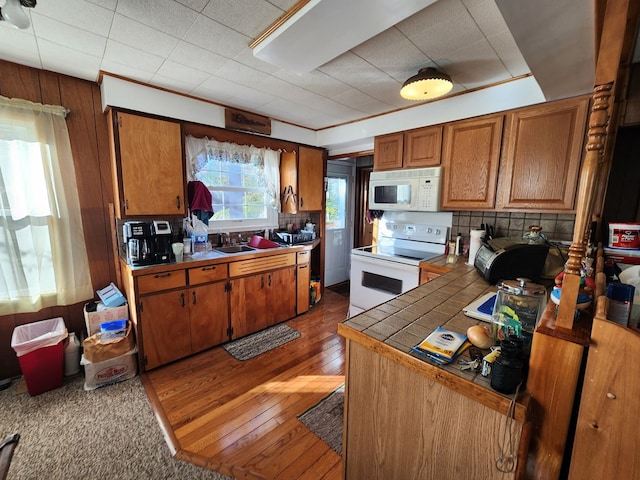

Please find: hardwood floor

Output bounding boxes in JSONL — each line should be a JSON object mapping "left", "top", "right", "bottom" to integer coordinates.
{"left": 142, "top": 289, "right": 349, "bottom": 480}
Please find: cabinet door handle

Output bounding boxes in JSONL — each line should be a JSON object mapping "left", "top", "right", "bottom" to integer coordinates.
{"left": 155, "top": 272, "right": 171, "bottom": 278}
{"left": 176, "top": 196, "right": 181, "bottom": 210}
{"left": 300, "top": 197, "right": 304, "bottom": 207}
{"left": 201, "top": 266, "right": 216, "bottom": 271}
{"left": 180, "top": 292, "right": 185, "bottom": 307}
{"left": 299, "top": 264, "right": 308, "bottom": 269}
{"left": 268, "top": 274, "right": 271, "bottom": 287}
{"left": 192, "top": 291, "right": 196, "bottom": 305}
{"left": 261, "top": 276, "right": 264, "bottom": 288}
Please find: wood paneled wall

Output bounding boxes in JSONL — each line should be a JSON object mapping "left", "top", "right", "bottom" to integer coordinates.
{"left": 0, "top": 60, "right": 116, "bottom": 379}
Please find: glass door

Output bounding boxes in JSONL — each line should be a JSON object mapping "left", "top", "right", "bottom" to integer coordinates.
{"left": 325, "top": 161, "right": 354, "bottom": 287}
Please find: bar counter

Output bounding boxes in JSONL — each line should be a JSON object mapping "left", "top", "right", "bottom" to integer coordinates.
{"left": 337, "top": 255, "right": 532, "bottom": 480}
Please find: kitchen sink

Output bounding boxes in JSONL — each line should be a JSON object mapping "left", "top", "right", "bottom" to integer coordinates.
{"left": 214, "top": 245, "right": 256, "bottom": 254}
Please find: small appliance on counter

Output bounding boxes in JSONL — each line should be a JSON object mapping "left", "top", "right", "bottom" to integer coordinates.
{"left": 474, "top": 236, "right": 550, "bottom": 284}
{"left": 123, "top": 220, "right": 173, "bottom": 266}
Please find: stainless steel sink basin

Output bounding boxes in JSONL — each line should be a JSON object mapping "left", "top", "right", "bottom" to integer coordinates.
{"left": 214, "top": 245, "right": 256, "bottom": 254}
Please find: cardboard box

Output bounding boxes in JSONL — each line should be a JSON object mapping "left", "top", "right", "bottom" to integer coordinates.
{"left": 84, "top": 302, "right": 129, "bottom": 336}
{"left": 81, "top": 347, "right": 137, "bottom": 391}
{"left": 83, "top": 323, "right": 135, "bottom": 363}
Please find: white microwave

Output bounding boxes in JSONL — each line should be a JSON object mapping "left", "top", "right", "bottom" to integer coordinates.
{"left": 369, "top": 166, "right": 442, "bottom": 212}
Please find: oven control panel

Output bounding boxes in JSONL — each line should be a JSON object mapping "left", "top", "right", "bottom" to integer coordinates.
{"left": 380, "top": 221, "right": 448, "bottom": 245}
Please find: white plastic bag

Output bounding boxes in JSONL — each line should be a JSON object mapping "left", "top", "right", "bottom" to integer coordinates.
{"left": 190, "top": 214, "right": 209, "bottom": 252}
{"left": 11, "top": 317, "right": 68, "bottom": 357}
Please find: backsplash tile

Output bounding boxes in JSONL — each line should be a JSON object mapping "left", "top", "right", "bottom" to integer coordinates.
{"left": 452, "top": 211, "right": 575, "bottom": 243}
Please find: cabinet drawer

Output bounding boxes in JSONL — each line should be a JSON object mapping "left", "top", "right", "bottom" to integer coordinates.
{"left": 137, "top": 269, "right": 186, "bottom": 295}
{"left": 188, "top": 263, "right": 228, "bottom": 285}
{"left": 297, "top": 250, "right": 310, "bottom": 264}
{"left": 229, "top": 253, "right": 296, "bottom": 277}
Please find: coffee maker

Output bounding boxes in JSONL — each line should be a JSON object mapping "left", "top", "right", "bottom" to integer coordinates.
{"left": 123, "top": 220, "right": 173, "bottom": 266}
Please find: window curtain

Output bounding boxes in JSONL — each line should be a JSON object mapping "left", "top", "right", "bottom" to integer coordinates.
{"left": 0, "top": 96, "right": 93, "bottom": 315}
{"left": 185, "top": 135, "right": 281, "bottom": 211}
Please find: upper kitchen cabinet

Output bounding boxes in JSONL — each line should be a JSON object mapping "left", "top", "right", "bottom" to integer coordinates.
{"left": 441, "top": 114, "right": 504, "bottom": 210}
{"left": 108, "top": 109, "right": 186, "bottom": 218}
{"left": 373, "top": 132, "right": 404, "bottom": 170}
{"left": 373, "top": 126, "right": 443, "bottom": 171}
{"left": 496, "top": 96, "right": 589, "bottom": 212}
{"left": 280, "top": 146, "right": 325, "bottom": 213}
{"left": 403, "top": 125, "right": 443, "bottom": 168}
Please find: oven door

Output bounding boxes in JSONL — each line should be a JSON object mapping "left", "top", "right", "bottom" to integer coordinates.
{"left": 349, "top": 253, "right": 420, "bottom": 316}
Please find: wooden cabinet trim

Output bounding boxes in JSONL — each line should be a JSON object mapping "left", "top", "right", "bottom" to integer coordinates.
{"left": 229, "top": 253, "right": 297, "bottom": 277}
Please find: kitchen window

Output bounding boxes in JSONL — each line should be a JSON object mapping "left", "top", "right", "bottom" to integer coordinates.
{"left": 0, "top": 96, "right": 93, "bottom": 315}
{"left": 185, "top": 135, "right": 280, "bottom": 232}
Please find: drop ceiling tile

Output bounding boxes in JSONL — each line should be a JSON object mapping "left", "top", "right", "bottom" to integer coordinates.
{"left": 202, "top": 0, "right": 285, "bottom": 38}
{"left": 168, "top": 41, "right": 229, "bottom": 75}
{"left": 37, "top": 39, "right": 102, "bottom": 81}
{"left": 154, "top": 59, "right": 210, "bottom": 87}
{"left": 87, "top": 0, "right": 117, "bottom": 9}
{"left": 487, "top": 31, "right": 530, "bottom": 76}
{"left": 183, "top": 15, "right": 251, "bottom": 59}
{"left": 352, "top": 29, "right": 432, "bottom": 82}
{"left": 319, "top": 52, "right": 387, "bottom": 89}
{"left": 110, "top": 14, "right": 180, "bottom": 58}
{"left": 397, "top": 0, "right": 470, "bottom": 37}
{"left": 435, "top": 39, "right": 511, "bottom": 88}
{"left": 0, "top": 26, "right": 41, "bottom": 69}
{"left": 103, "top": 40, "right": 165, "bottom": 74}
{"left": 331, "top": 88, "right": 386, "bottom": 110}
{"left": 467, "top": 0, "right": 509, "bottom": 36}
{"left": 30, "top": 13, "right": 106, "bottom": 57}
{"left": 34, "top": 0, "right": 114, "bottom": 36}
{"left": 266, "top": 0, "right": 300, "bottom": 11}
{"left": 409, "top": 14, "right": 485, "bottom": 61}
{"left": 175, "top": 0, "right": 209, "bottom": 12}
{"left": 272, "top": 69, "right": 352, "bottom": 98}
{"left": 151, "top": 71, "right": 206, "bottom": 95}
{"left": 99, "top": 58, "right": 155, "bottom": 84}
{"left": 215, "top": 60, "right": 268, "bottom": 88}
{"left": 194, "top": 75, "right": 276, "bottom": 107}
{"left": 116, "top": 0, "right": 198, "bottom": 38}
{"left": 233, "top": 48, "right": 281, "bottom": 75}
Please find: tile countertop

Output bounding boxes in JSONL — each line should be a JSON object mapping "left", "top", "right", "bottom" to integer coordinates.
{"left": 337, "top": 255, "right": 531, "bottom": 421}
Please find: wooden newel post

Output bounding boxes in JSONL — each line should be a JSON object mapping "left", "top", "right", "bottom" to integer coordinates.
{"left": 556, "top": 83, "right": 613, "bottom": 330}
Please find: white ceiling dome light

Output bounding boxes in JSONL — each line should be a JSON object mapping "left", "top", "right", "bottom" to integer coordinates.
{"left": 400, "top": 67, "right": 453, "bottom": 101}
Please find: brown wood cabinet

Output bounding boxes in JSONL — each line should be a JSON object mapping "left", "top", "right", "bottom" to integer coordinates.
{"left": 136, "top": 265, "right": 229, "bottom": 370}
{"left": 441, "top": 114, "right": 504, "bottom": 210}
{"left": 373, "top": 132, "right": 404, "bottom": 170}
{"left": 296, "top": 251, "right": 311, "bottom": 315}
{"left": 280, "top": 147, "right": 325, "bottom": 213}
{"left": 373, "top": 126, "right": 442, "bottom": 171}
{"left": 108, "top": 109, "right": 185, "bottom": 218}
{"left": 497, "top": 96, "right": 589, "bottom": 211}
{"left": 229, "top": 253, "right": 297, "bottom": 338}
{"left": 403, "top": 125, "right": 443, "bottom": 168}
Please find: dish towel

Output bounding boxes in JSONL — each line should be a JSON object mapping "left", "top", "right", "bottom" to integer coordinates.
{"left": 187, "top": 181, "right": 214, "bottom": 225}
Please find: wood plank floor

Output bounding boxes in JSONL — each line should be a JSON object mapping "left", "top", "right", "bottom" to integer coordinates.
{"left": 142, "top": 289, "right": 349, "bottom": 480}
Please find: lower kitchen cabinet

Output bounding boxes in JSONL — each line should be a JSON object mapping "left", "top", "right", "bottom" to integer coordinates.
{"left": 189, "top": 281, "right": 229, "bottom": 354}
{"left": 230, "top": 266, "right": 296, "bottom": 339}
{"left": 296, "top": 251, "right": 311, "bottom": 315}
{"left": 139, "top": 289, "right": 193, "bottom": 370}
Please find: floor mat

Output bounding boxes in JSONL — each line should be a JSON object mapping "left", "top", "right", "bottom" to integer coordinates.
{"left": 297, "top": 384, "right": 344, "bottom": 455}
{"left": 223, "top": 324, "right": 300, "bottom": 361}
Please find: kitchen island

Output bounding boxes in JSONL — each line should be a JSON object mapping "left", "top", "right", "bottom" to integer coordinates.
{"left": 337, "top": 256, "right": 532, "bottom": 480}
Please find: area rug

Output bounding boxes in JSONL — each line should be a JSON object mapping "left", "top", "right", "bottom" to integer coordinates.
{"left": 223, "top": 323, "right": 300, "bottom": 361}
{"left": 0, "top": 374, "right": 231, "bottom": 480}
{"left": 298, "top": 384, "right": 344, "bottom": 455}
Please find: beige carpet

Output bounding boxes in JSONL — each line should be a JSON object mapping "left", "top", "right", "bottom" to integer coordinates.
{"left": 0, "top": 374, "right": 233, "bottom": 480}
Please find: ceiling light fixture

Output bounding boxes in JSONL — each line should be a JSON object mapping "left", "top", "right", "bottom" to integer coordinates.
{"left": 400, "top": 67, "right": 453, "bottom": 101}
{"left": 0, "top": 0, "right": 36, "bottom": 30}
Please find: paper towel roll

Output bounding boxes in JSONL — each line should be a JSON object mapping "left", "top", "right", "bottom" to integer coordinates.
{"left": 467, "top": 229, "right": 486, "bottom": 266}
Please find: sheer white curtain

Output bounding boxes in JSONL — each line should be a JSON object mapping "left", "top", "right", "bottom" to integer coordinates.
{"left": 185, "top": 135, "right": 281, "bottom": 211}
{"left": 0, "top": 96, "right": 93, "bottom": 315}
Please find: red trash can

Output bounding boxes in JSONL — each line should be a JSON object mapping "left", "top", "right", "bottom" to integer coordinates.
{"left": 11, "top": 317, "right": 68, "bottom": 396}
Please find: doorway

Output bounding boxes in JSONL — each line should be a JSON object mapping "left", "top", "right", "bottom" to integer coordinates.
{"left": 324, "top": 160, "right": 355, "bottom": 287}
